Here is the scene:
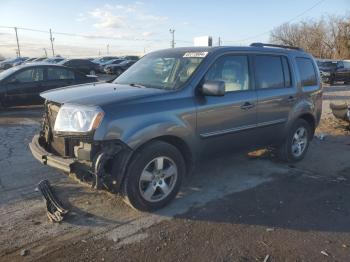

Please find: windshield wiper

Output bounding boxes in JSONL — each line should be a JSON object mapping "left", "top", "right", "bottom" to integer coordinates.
{"left": 128, "top": 83, "right": 147, "bottom": 88}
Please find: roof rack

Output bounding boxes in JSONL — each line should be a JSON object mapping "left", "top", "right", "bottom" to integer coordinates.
{"left": 250, "top": 42, "right": 304, "bottom": 51}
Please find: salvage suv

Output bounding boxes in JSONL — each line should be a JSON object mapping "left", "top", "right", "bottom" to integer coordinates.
{"left": 30, "top": 43, "right": 322, "bottom": 211}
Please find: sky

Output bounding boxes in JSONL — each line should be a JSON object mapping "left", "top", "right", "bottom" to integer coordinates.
{"left": 0, "top": 0, "right": 349, "bottom": 58}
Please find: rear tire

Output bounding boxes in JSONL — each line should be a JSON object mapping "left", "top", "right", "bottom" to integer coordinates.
{"left": 122, "top": 141, "right": 185, "bottom": 211}
{"left": 276, "top": 119, "right": 312, "bottom": 163}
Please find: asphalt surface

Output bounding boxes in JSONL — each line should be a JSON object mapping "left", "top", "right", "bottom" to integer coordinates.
{"left": 0, "top": 83, "right": 350, "bottom": 262}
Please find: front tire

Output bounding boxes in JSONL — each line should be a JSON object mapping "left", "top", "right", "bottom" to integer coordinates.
{"left": 122, "top": 141, "right": 185, "bottom": 211}
{"left": 277, "top": 119, "right": 312, "bottom": 163}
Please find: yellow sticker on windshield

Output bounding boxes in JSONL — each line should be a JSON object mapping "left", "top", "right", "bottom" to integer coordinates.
{"left": 183, "top": 52, "right": 208, "bottom": 58}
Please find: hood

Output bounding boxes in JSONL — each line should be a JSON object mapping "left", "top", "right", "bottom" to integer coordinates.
{"left": 40, "top": 82, "right": 167, "bottom": 106}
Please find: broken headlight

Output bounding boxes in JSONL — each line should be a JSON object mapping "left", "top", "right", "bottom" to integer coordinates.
{"left": 54, "top": 104, "right": 104, "bottom": 133}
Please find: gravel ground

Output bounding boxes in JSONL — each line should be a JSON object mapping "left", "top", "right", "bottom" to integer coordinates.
{"left": 0, "top": 84, "right": 349, "bottom": 262}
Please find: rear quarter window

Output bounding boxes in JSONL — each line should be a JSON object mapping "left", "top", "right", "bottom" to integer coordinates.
{"left": 296, "top": 57, "right": 317, "bottom": 86}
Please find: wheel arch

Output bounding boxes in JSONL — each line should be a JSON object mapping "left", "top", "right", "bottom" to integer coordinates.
{"left": 297, "top": 113, "right": 316, "bottom": 138}
{"left": 131, "top": 135, "right": 194, "bottom": 177}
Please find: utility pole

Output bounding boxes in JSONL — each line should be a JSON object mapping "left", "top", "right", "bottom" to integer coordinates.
{"left": 43, "top": 48, "right": 48, "bottom": 57}
{"left": 14, "top": 27, "right": 21, "bottom": 57}
{"left": 107, "top": 44, "right": 110, "bottom": 55}
{"left": 49, "top": 29, "right": 55, "bottom": 57}
{"left": 169, "top": 29, "right": 175, "bottom": 48}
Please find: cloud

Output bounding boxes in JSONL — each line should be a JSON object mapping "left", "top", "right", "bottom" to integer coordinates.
{"left": 84, "top": 2, "right": 168, "bottom": 31}
{"left": 76, "top": 13, "right": 87, "bottom": 22}
{"left": 89, "top": 8, "right": 125, "bottom": 29}
{"left": 142, "top": 31, "right": 154, "bottom": 37}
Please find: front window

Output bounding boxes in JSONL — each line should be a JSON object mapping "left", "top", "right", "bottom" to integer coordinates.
{"left": 114, "top": 51, "right": 206, "bottom": 90}
{"left": 9, "top": 68, "right": 44, "bottom": 83}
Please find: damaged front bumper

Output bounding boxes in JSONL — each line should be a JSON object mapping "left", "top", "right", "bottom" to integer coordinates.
{"left": 29, "top": 134, "right": 133, "bottom": 192}
{"left": 29, "top": 134, "right": 75, "bottom": 173}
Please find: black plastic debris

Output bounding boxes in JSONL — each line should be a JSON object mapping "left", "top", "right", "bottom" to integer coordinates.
{"left": 37, "top": 180, "right": 68, "bottom": 222}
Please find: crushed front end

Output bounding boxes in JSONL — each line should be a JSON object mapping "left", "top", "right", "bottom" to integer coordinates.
{"left": 29, "top": 101, "right": 133, "bottom": 192}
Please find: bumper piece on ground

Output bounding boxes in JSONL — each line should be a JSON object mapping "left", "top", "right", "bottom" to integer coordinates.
{"left": 38, "top": 180, "right": 69, "bottom": 223}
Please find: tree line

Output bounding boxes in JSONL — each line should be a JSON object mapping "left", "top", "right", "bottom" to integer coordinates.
{"left": 270, "top": 15, "right": 350, "bottom": 59}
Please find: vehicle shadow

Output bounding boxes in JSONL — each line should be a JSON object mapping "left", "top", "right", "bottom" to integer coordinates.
{"left": 175, "top": 170, "right": 350, "bottom": 233}
{"left": 156, "top": 133, "right": 350, "bottom": 233}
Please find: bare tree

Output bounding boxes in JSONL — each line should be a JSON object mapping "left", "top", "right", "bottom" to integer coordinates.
{"left": 270, "top": 15, "right": 350, "bottom": 59}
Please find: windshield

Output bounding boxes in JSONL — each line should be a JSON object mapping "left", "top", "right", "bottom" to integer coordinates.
{"left": 0, "top": 67, "right": 18, "bottom": 81}
{"left": 114, "top": 51, "right": 206, "bottom": 90}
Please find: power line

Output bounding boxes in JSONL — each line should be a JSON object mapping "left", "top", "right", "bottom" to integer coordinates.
{"left": 224, "top": 0, "right": 326, "bottom": 44}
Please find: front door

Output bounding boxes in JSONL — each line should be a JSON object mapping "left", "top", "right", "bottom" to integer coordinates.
{"left": 196, "top": 54, "right": 258, "bottom": 155}
{"left": 4, "top": 67, "right": 45, "bottom": 106}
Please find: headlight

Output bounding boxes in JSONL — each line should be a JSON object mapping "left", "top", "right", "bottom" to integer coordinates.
{"left": 54, "top": 104, "right": 104, "bottom": 133}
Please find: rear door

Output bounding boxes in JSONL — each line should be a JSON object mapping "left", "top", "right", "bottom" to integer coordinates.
{"left": 254, "top": 54, "right": 297, "bottom": 145}
{"left": 42, "top": 66, "right": 76, "bottom": 91}
{"left": 4, "top": 67, "right": 45, "bottom": 106}
{"left": 196, "top": 54, "right": 258, "bottom": 154}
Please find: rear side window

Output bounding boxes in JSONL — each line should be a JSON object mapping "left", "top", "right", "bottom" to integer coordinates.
{"left": 47, "top": 67, "right": 75, "bottom": 80}
{"left": 254, "top": 55, "right": 284, "bottom": 89}
{"left": 296, "top": 58, "right": 317, "bottom": 86}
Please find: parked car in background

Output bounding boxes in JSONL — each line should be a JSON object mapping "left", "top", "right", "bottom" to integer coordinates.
{"left": 121, "top": 55, "right": 140, "bottom": 61}
{"left": 0, "top": 57, "right": 28, "bottom": 70}
{"left": 104, "top": 60, "right": 137, "bottom": 75}
{"left": 99, "top": 58, "right": 125, "bottom": 73}
{"left": 318, "top": 60, "right": 350, "bottom": 84}
{"left": 43, "top": 57, "right": 65, "bottom": 64}
{"left": 58, "top": 59, "right": 100, "bottom": 75}
{"left": 0, "top": 64, "right": 97, "bottom": 107}
{"left": 29, "top": 44, "right": 322, "bottom": 211}
{"left": 92, "top": 56, "right": 119, "bottom": 65}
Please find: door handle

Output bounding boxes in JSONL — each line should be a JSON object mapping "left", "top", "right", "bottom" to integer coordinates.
{"left": 287, "top": 96, "right": 296, "bottom": 102}
{"left": 240, "top": 102, "right": 255, "bottom": 110}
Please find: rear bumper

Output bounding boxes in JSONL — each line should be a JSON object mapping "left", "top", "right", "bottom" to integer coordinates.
{"left": 29, "top": 134, "right": 76, "bottom": 173}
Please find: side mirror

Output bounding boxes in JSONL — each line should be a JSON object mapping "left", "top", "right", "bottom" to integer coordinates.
{"left": 201, "top": 80, "right": 225, "bottom": 96}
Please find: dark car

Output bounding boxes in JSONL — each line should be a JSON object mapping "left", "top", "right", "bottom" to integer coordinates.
{"left": 104, "top": 60, "right": 136, "bottom": 75}
{"left": 42, "top": 57, "right": 65, "bottom": 64}
{"left": 0, "top": 64, "right": 97, "bottom": 108}
{"left": 59, "top": 59, "right": 100, "bottom": 75}
{"left": 0, "top": 57, "right": 27, "bottom": 70}
{"left": 318, "top": 60, "right": 350, "bottom": 84}
{"left": 30, "top": 44, "right": 322, "bottom": 211}
{"left": 92, "top": 56, "right": 120, "bottom": 65}
{"left": 121, "top": 55, "right": 140, "bottom": 61}
{"left": 100, "top": 59, "right": 125, "bottom": 73}
{"left": 30, "top": 57, "right": 48, "bottom": 63}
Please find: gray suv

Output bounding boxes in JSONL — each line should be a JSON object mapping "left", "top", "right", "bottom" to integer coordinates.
{"left": 30, "top": 43, "right": 322, "bottom": 211}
